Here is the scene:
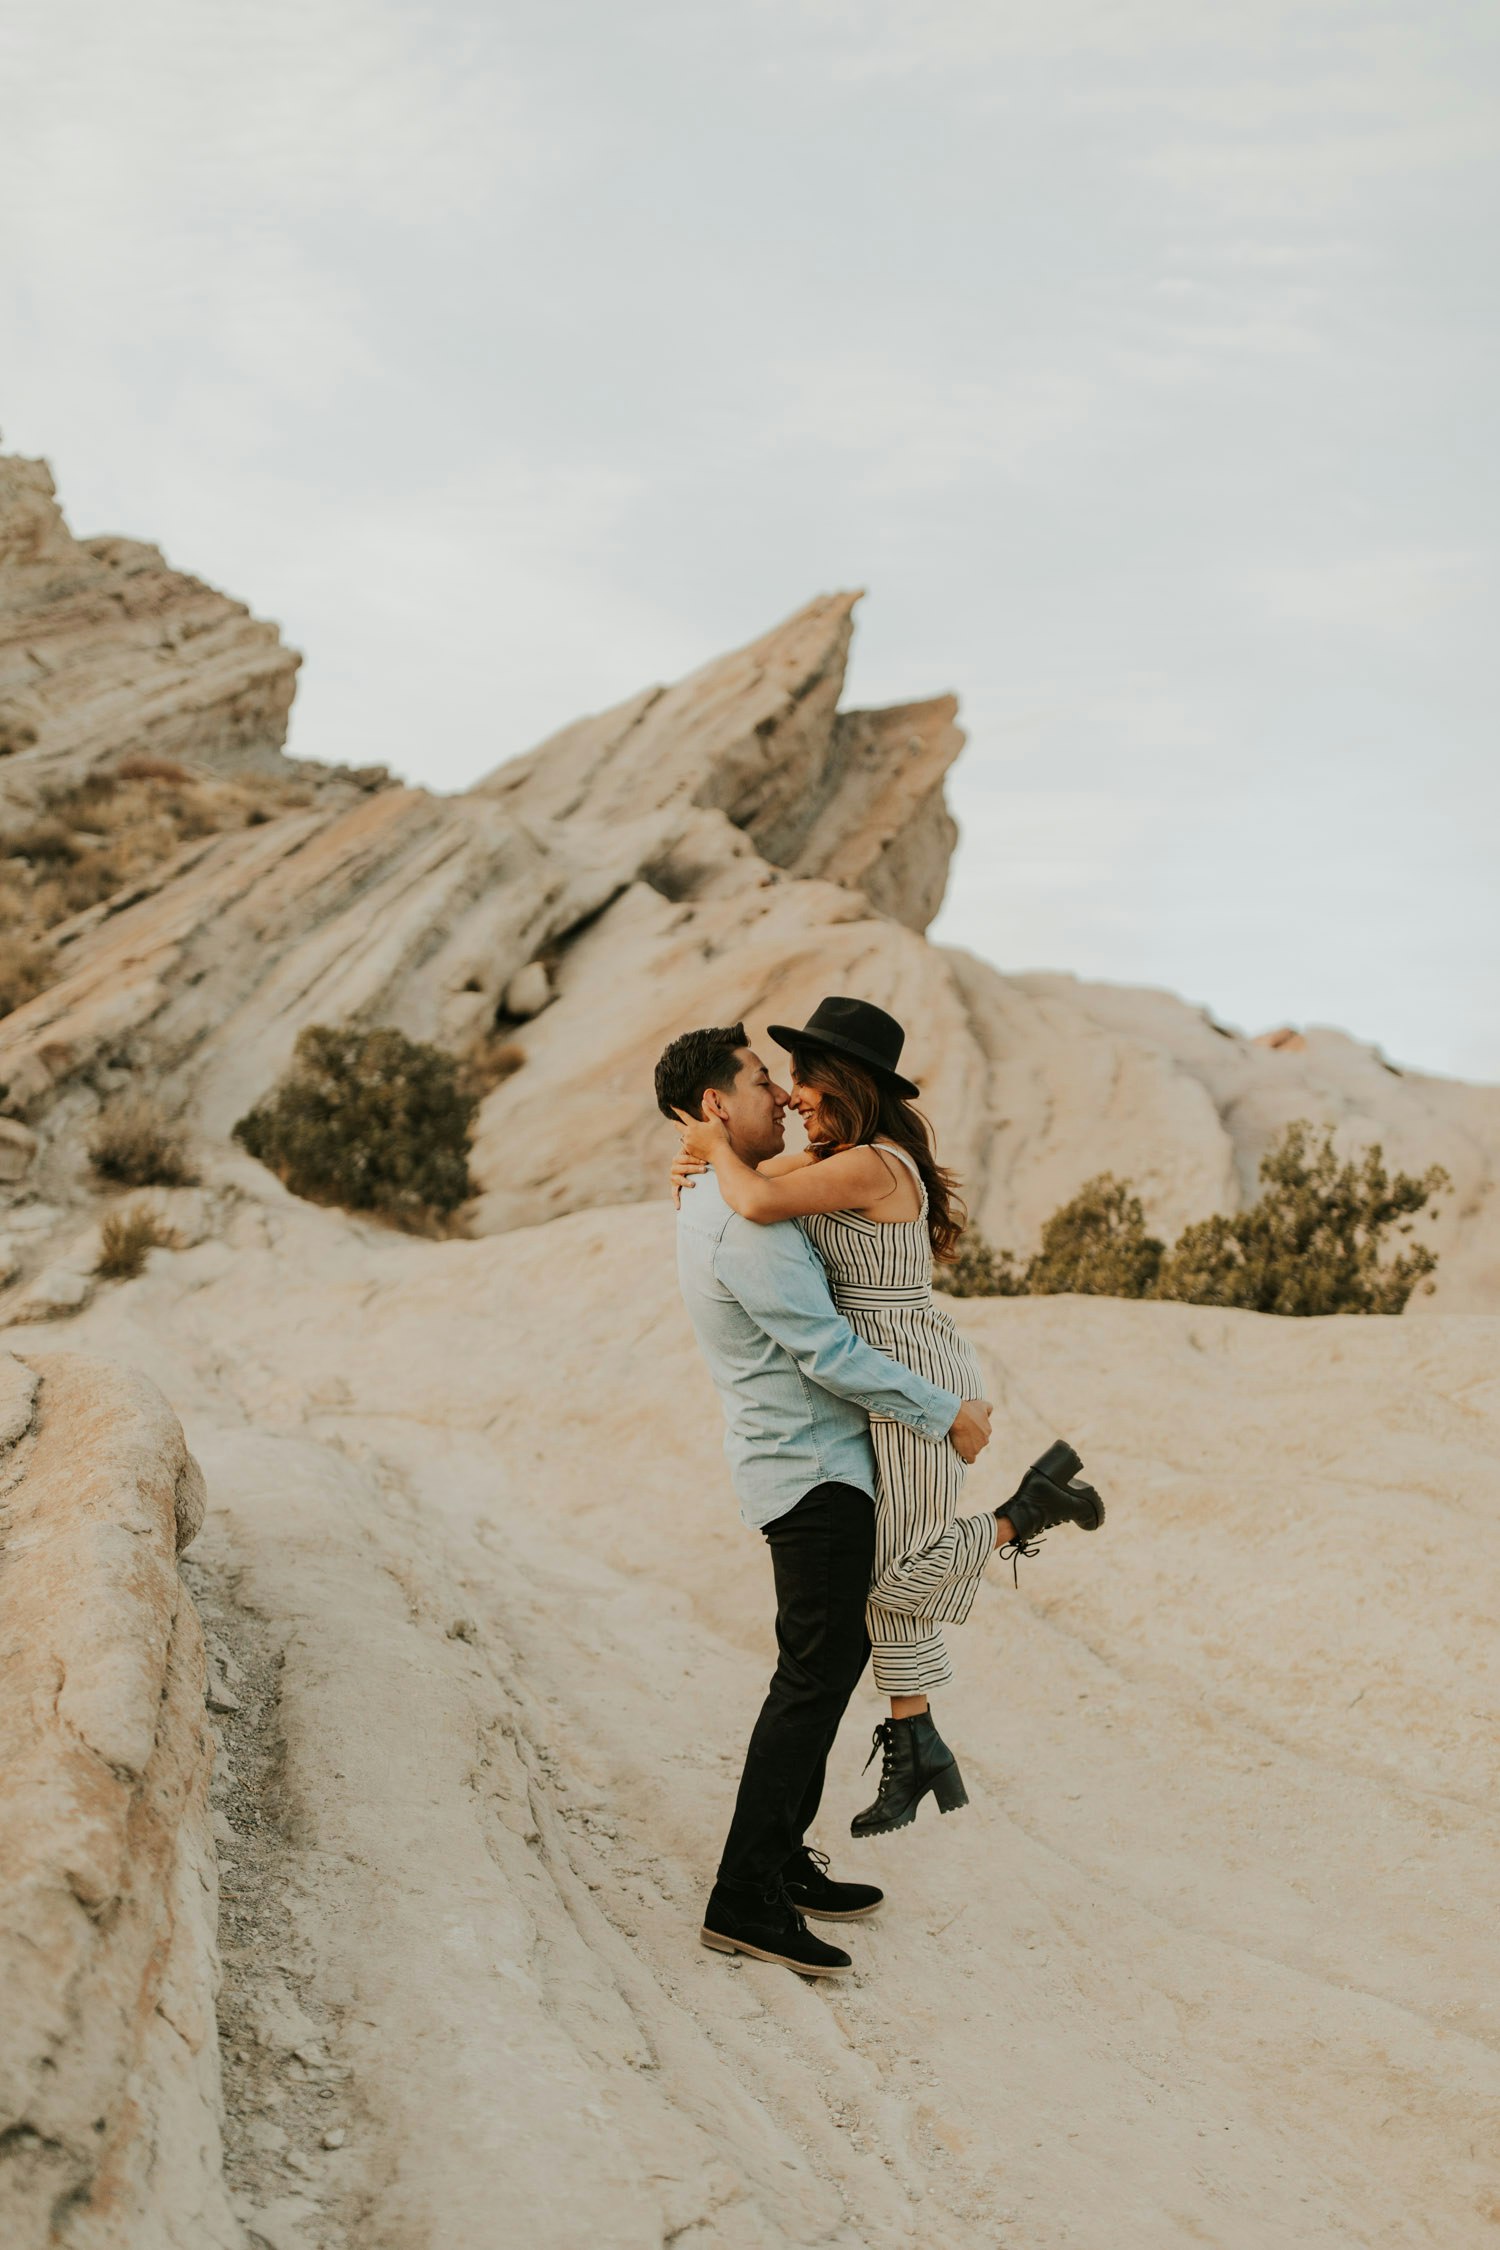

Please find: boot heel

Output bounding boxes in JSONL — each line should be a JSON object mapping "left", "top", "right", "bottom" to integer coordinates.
{"left": 1033, "top": 1438, "right": 1082, "bottom": 1484}
{"left": 932, "top": 1762, "right": 969, "bottom": 1815}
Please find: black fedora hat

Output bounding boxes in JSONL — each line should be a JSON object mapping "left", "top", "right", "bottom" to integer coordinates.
{"left": 766, "top": 996, "right": 920, "bottom": 1100}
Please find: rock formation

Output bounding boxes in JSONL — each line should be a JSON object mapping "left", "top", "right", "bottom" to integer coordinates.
{"left": 0, "top": 458, "right": 300, "bottom": 801}
{"left": 0, "top": 1350, "right": 229, "bottom": 2250}
{"left": 477, "top": 590, "right": 961, "bottom": 934}
{"left": 2, "top": 498, "right": 1498, "bottom": 1308}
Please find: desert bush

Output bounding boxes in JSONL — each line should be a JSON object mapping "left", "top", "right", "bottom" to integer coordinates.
{"left": 95, "top": 1203, "right": 180, "bottom": 1281}
{"left": 0, "top": 932, "right": 55, "bottom": 1018}
{"left": 233, "top": 1023, "right": 477, "bottom": 1225}
{"left": 940, "top": 1231, "right": 1026, "bottom": 1298}
{"left": 1154, "top": 1122, "right": 1449, "bottom": 1316}
{"left": 89, "top": 1095, "right": 199, "bottom": 1188}
{"left": 939, "top": 1121, "right": 1449, "bottom": 1317}
{"left": 942, "top": 1175, "right": 1164, "bottom": 1301}
{"left": 1024, "top": 1175, "right": 1166, "bottom": 1298}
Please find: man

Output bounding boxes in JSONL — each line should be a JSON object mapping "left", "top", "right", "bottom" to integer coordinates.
{"left": 654, "top": 1023, "right": 992, "bottom": 1977}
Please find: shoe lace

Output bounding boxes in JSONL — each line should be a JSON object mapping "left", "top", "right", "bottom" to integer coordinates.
{"left": 759, "top": 1875, "right": 808, "bottom": 1929}
{"left": 998, "top": 1530, "right": 1044, "bottom": 1587}
{"left": 799, "top": 1847, "right": 831, "bottom": 1878}
{"left": 861, "top": 1718, "right": 895, "bottom": 1776}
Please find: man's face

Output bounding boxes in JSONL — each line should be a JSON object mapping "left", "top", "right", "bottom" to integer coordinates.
{"left": 704, "top": 1047, "right": 789, "bottom": 1163}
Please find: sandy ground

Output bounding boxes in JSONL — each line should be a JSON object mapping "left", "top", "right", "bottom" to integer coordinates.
{"left": 7, "top": 1172, "right": 1500, "bottom": 2249}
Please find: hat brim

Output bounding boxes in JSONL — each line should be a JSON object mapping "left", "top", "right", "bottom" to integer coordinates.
{"left": 766, "top": 1023, "right": 921, "bottom": 1102}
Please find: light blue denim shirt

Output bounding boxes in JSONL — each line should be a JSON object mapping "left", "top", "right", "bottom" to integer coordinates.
{"left": 675, "top": 1172, "right": 960, "bottom": 1528}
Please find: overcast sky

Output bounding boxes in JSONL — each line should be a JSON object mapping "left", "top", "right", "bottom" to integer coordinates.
{"left": 4, "top": 1, "right": 1496, "bottom": 1077}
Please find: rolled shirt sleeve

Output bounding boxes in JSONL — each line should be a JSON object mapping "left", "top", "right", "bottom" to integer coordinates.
{"left": 714, "top": 1214, "right": 959, "bottom": 1441}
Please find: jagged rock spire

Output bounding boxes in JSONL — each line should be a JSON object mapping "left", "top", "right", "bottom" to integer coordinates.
{"left": 479, "top": 592, "right": 962, "bottom": 933}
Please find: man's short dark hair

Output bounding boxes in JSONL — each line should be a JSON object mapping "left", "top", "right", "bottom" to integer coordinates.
{"left": 654, "top": 1024, "right": 748, "bottom": 1121}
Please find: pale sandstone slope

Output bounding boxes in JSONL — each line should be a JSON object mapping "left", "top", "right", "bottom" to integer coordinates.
{"left": 3, "top": 1177, "right": 1497, "bottom": 2248}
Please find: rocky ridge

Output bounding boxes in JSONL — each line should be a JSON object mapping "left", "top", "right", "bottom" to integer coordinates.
{"left": 1, "top": 455, "right": 1495, "bottom": 1307}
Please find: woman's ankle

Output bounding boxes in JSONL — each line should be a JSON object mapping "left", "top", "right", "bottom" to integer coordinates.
{"left": 890, "top": 1695, "right": 929, "bottom": 1721}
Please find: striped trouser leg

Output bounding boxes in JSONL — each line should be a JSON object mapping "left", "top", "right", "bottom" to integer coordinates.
{"left": 867, "top": 1599, "right": 952, "bottom": 1695}
{"left": 869, "top": 1507, "right": 997, "bottom": 1622}
{"left": 864, "top": 1416, "right": 991, "bottom": 1697}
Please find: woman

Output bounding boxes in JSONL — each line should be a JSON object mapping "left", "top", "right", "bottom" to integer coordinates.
{"left": 673, "top": 995, "right": 1104, "bottom": 1838}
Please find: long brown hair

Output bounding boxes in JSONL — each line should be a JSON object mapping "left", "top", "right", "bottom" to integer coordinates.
{"left": 790, "top": 1044, "right": 967, "bottom": 1262}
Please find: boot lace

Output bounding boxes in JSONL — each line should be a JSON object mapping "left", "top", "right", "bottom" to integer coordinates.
{"left": 998, "top": 1530, "right": 1044, "bottom": 1587}
{"left": 862, "top": 1718, "right": 896, "bottom": 1776}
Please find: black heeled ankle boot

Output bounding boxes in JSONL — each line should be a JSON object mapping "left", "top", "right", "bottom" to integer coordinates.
{"left": 997, "top": 1438, "right": 1106, "bottom": 1580}
{"left": 850, "top": 1711, "right": 969, "bottom": 1839}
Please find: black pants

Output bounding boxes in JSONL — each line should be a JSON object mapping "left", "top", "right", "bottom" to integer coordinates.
{"left": 714, "top": 1481, "right": 875, "bottom": 1895}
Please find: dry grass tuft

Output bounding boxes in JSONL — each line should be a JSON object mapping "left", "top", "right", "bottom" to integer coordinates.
{"left": 459, "top": 1032, "right": 527, "bottom": 1100}
{"left": 116, "top": 753, "right": 193, "bottom": 782}
{"left": 89, "top": 1095, "right": 199, "bottom": 1188}
{"left": 0, "top": 931, "right": 55, "bottom": 1019}
{"left": 95, "top": 1202, "right": 180, "bottom": 1281}
{"left": 0, "top": 760, "right": 336, "bottom": 1016}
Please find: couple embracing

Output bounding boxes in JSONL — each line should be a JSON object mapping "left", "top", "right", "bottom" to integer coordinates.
{"left": 654, "top": 996, "right": 1106, "bottom": 1979}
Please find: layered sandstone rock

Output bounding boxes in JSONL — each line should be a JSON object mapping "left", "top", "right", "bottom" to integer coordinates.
{"left": 1, "top": 491, "right": 1497, "bottom": 1309}
{"left": 0, "top": 455, "right": 299, "bottom": 800}
{"left": 0, "top": 1350, "right": 231, "bottom": 2250}
{"left": 477, "top": 590, "right": 961, "bottom": 934}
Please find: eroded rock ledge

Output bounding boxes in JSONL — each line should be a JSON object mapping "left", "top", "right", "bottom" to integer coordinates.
{"left": 0, "top": 456, "right": 300, "bottom": 798}
{"left": 0, "top": 1349, "right": 234, "bottom": 2250}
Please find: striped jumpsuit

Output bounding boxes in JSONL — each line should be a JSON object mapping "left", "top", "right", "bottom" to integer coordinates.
{"left": 802, "top": 1143, "right": 999, "bottom": 1695}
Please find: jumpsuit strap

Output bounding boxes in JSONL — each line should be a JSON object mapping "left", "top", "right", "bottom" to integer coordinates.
{"left": 871, "top": 1140, "right": 928, "bottom": 1208}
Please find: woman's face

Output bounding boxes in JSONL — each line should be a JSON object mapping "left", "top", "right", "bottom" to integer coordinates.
{"left": 789, "top": 1067, "right": 829, "bottom": 1141}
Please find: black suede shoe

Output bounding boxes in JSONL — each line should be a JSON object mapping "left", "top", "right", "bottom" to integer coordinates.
{"left": 850, "top": 1712, "right": 969, "bottom": 1839}
{"left": 782, "top": 1846, "right": 884, "bottom": 1921}
{"left": 997, "top": 1438, "right": 1106, "bottom": 1579}
{"left": 700, "top": 1880, "right": 853, "bottom": 1976}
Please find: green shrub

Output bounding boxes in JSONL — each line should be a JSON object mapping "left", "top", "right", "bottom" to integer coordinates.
{"left": 89, "top": 1095, "right": 198, "bottom": 1187}
{"left": 941, "top": 1232, "right": 1026, "bottom": 1298}
{"left": 233, "top": 1023, "right": 477, "bottom": 1226}
{"left": 95, "top": 1203, "right": 180, "bottom": 1281}
{"left": 1023, "top": 1174, "right": 1165, "bottom": 1298}
{"left": 1154, "top": 1122, "right": 1449, "bottom": 1315}
{"left": 940, "top": 1121, "right": 1448, "bottom": 1317}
